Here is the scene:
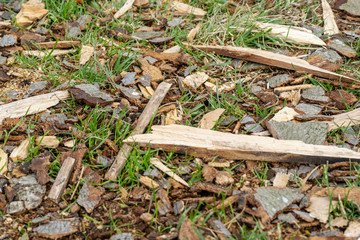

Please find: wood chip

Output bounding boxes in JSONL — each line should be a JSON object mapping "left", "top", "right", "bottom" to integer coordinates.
{"left": 322, "top": 0, "right": 340, "bottom": 35}
{"left": 199, "top": 108, "right": 225, "bottom": 129}
{"left": 273, "top": 172, "right": 290, "bottom": 188}
{"left": 10, "top": 139, "right": 30, "bottom": 161}
{"left": 23, "top": 49, "right": 76, "bottom": 58}
{"left": 187, "top": 24, "right": 201, "bottom": 42}
{"left": 0, "top": 148, "right": 8, "bottom": 174}
{"left": 182, "top": 72, "right": 209, "bottom": 90}
{"left": 172, "top": 1, "right": 207, "bottom": 17}
{"left": 16, "top": 0, "right": 49, "bottom": 28}
{"left": 150, "top": 158, "right": 189, "bottom": 187}
{"left": 179, "top": 218, "right": 202, "bottom": 240}
{"left": 36, "top": 136, "right": 60, "bottom": 148}
{"left": 202, "top": 165, "right": 217, "bottom": 182}
{"left": 114, "top": 0, "right": 135, "bottom": 19}
{"left": 165, "top": 109, "right": 182, "bottom": 125}
{"left": 344, "top": 221, "right": 360, "bottom": 237}
{"left": 306, "top": 197, "right": 337, "bottom": 223}
{"left": 139, "top": 176, "right": 159, "bottom": 189}
{"left": 79, "top": 45, "right": 94, "bottom": 65}
{"left": 271, "top": 107, "right": 298, "bottom": 122}
{"left": 274, "top": 84, "right": 314, "bottom": 93}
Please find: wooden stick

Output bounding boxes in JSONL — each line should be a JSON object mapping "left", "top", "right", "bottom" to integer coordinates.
{"left": 327, "top": 108, "right": 360, "bottom": 130}
{"left": 24, "top": 41, "right": 81, "bottom": 50}
{"left": 185, "top": 44, "right": 359, "bottom": 85}
{"left": 105, "top": 82, "right": 172, "bottom": 181}
{"left": 150, "top": 158, "right": 189, "bottom": 187}
{"left": 114, "top": 0, "right": 135, "bottom": 19}
{"left": 124, "top": 124, "right": 360, "bottom": 164}
{"left": 274, "top": 84, "right": 314, "bottom": 93}
{"left": 48, "top": 157, "right": 75, "bottom": 203}
{"left": 322, "top": 0, "right": 340, "bottom": 35}
{"left": 0, "top": 90, "right": 69, "bottom": 124}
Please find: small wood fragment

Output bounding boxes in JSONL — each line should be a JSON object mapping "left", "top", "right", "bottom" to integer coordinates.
{"left": 274, "top": 84, "right": 314, "bottom": 93}
{"left": 26, "top": 41, "right": 81, "bottom": 50}
{"left": 114, "top": 0, "right": 135, "bottom": 19}
{"left": 10, "top": 139, "right": 30, "bottom": 161}
{"left": 105, "top": 82, "right": 172, "bottom": 181}
{"left": 273, "top": 172, "right": 290, "bottom": 188}
{"left": 36, "top": 136, "right": 60, "bottom": 148}
{"left": 199, "top": 108, "right": 225, "bottom": 129}
{"left": 186, "top": 44, "right": 359, "bottom": 85}
{"left": 150, "top": 158, "right": 189, "bottom": 187}
{"left": 187, "top": 24, "right": 201, "bottom": 43}
{"left": 0, "top": 91, "right": 69, "bottom": 124}
{"left": 139, "top": 176, "right": 159, "bottom": 189}
{"left": 79, "top": 45, "right": 94, "bottom": 65}
{"left": 16, "top": 0, "right": 49, "bottom": 28}
{"left": 172, "top": 1, "right": 207, "bottom": 17}
{"left": 0, "top": 148, "right": 8, "bottom": 174}
{"left": 23, "top": 49, "right": 76, "bottom": 58}
{"left": 322, "top": 0, "right": 340, "bottom": 35}
{"left": 48, "top": 157, "right": 76, "bottom": 203}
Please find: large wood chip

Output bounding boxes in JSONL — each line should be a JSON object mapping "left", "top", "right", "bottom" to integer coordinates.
{"left": 16, "top": 0, "right": 49, "bottom": 28}
{"left": 306, "top": 197, "right": 337, "bottom": 223}
{"left": 202, "top": 165, "right": 217, "bottom": 182}
{"left": 322, "top": 0, "right": 340, "bottom": 35}
{"left": 182, "top": 72, "right": 209, "bottom": 90}
{"left": 273, "top": 172, "right": 290, "bottom": 188}
{"left": 79, "top": 45, "right": 94, "bottom": 65}
{"left": 198, "top": 108, "right": 225, "bottom": 129}
{"left": 23, "top": 49, "right": 76, "bottom": 58}
{"left": 172, "top": 1, "right": 207, "bottom": 17}
{"left": 179, "top": 218, "right": 202, "bottom": 240}
{"left": 0, "top": 148, "right": 8, "bottom": 174}
{"left": 10, "top": 139, "right": 30, "bottom": 161}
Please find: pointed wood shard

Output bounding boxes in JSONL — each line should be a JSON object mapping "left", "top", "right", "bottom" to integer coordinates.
{"left": 322, "top": 0, "right": 340, "bottom": 35}
{"left": 185, "top": 44, "right": 359, "bottom": 85}
{"left": 124, "top": 124, "right": 360, "bottom": 164}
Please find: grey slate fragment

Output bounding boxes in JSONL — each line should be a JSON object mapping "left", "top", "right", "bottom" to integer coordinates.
{"left": 303, "top": 86, "right": 325, "bottom": 96}
{"left": 110, "top": 233, "right": 134, "bottom": 240}
{"left": 148, "top": 36, "right": 174, "bottom": 44}
{"left": 254, "top": 187, "right": 304, "bottom": 219}
{"left": 277, "top": 213, "right": 297, "bottom": 224}
{"left": 173, "top": 201, "right": 184, "bottom": 215}
{"left": 244, "top": 123, "right": 264, "bottom": 133}
{"left": 67, "top": 25, "right": 81, "bottom": 38}
{"left": 294, "top": 114, "right": 334, "bottom": 122}
{"left": 210, "top": 220, "right": 233, "bottom": 238}
{"left": 311, "top": 230, "right": 341, "bottom": 237}
{"left": 137, "top": 74, "right": 151, "bottom": 86}
{"left": 119, "top": 85, "right": 141, "bottom": 99}
{"left": 31, "top": 213, "right": 54, "bottom": 224}
{"left": 0, "top": 35, "right": 16, "bottom": 47}
{"left": 221, "top": 115, "right": 237, "bottom": 126}
{"left": 36, "top": 26, "right": 49, "bottom": 35}
{"left": 302, "top": 86, "right": 329, "bottom": 103}
{"left": 77, "top": 183, "right": 102, "bottom": 213}
{"left": 342, "top": 127, "right": 359, "bottom": 146}
{"left": 11, "top": 175, "right": 38, "bottom": 185}
{"left": 5, "top": 90, "right": 23, "bottom": 99}
{"left": 293, "top": 210, "right": 314, "bottom": 222}
{"left": 240, "top": 116, "right": 255, "bottom": 125}
{"left": 122, "top": 72, "right": 136, "bottom": 86}
{"left": 33, "top": 220, "right": 78, "bottom": 239}
{"left": 18, "top": 184, "right": 46, "bottom": 210}
{"left": 6, "top": 201, "right": 25, "bottom": 214}
{"left": 251, "top": 85, "right": 263, "bottom": 94}
{"left": 143, "top": 168, "right": 161, "bottom": 178}
{"left": 131, "top": 31, "right": 163, "bottom": 40}
{"left": 26, "top": 81, "right": 48, "bottom": 96}
{"left": 335, "top": 0, "right": 360, "bottom": 16}
{"left": 71, "top": 84, "right": 114, "bottom": 106}
{"left": 184, "top": 64, "right": 198, "bottom": 77}
{"left": 77, "top": 15, "right": 92, "bottom": 28}
{"left": 0, "top": 55, "right": 7, "bottom": 65}
{"left": 266, "top": 121, "right": 328, "bottom": 145}
{"left": 295, "top": 103, "right": 323, "bottom": 115}
{"left": 167, "top": 18, "right": 184, "bottom": 27}
{"left": 268, "top": 74, "right": 292, "bottom": 88}
{"left": 309, "top": 49, "right": 342, "bottom": 63}
{"left": 1, "top": 11, "right": 12, "bottom": 20}
{"left": 299, "top": 195, "right": 309, "bottom": 209}
{"left": 97, "top": 156, "right": 111, "bottom": 166}
{"left": 144, "top": 56, "right": 158, "bottom": 64}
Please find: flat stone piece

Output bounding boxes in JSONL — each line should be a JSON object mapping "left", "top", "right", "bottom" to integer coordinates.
{"left": 302, "top": 86, "right": 329, "bottom": 103}
{"left": 294, "top": 114, "right": 334, "bottom": 121}
{"left": 33, "top": 220, "right": 78, "bottom": 239}
{"left": 5, "top": 90, "right": 23, "bottom": 99}
{"left": 122, "top": 72, "right": 136, "bottom": 86}
{"left": 77, "top": 183, "right": 102, "bottom": 213}
{"left": 11, "top": 175, "right": 38, "bottom": 185}
{"left": 309, "top": 48, "right": 342, "bottom": 63}
{"left": 254, "top": 187, "right": 304, "bottom": 219}
{"left": 277, "top": 213, "right": 297, "bottom": 224}
{"left": 131, "top": 31, "right": 163, "bottom": 40}
{"left": 119, "top": 85, "right": 141, "bottom": 99}
{"left": 18, "top": 184, "right": 46, "bottom": 210}
{"left": 70, "top": 84, "right": 114, "bottom": 106}
{"left": 0, "top": 35, "right": 16, "bottom": 47}
{"left": 295, "top": 103, "right": 323, "bottom": 115}
{"left": 167, "top": 18, "right": 184, "bottom": 27}
{"left": 327, "top": 38, "right": 357, "bottom": 58}
{"left": 335, "top": 0, "right": 360, "bottom": 16}
{"left": 330, "top": 89, "right": 358, "bottom": 109}
{"left": 268, "top": 74, "right": 292, "bottom": 88}
{"left": 110, "top": 233, "right": 134, "bottom": 240}
{"left": 221, "top": 115, "right": 237, "bottom": 126}
{"left": 26, "top": 81, "right": 48, "bottom": 96}
{"left": 342, "top": 127, "right": 360, "bottom": 145}
{"left": 240, "top": 116, "right": 255, "bottom": 124}
{"left": 148, "top": 36, "right": 174, "bottom": 44}
{"left": 267, "top": 121, "right": 328, "bottom": 145}
{"left": 137, "top": 74, "right": 151, "bottom": 86}
{"left": 6, "top": 201, "right": 25, "bottom": 214}
{"left": 239, "top": 61, "right": 268, "bottom": 72}
{"left": 144, "top": 56, "right": 158, "bottom": 64}
{"left": 0, "top": 55, "right": 7, "bottom": 65}
{"left": 244, "top": 123, "right": 264, "bottom": 133}
{"left": 303, "top": 86, "right": 325, "bottom": 96}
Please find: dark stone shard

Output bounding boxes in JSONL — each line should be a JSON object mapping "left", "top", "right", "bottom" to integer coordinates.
{"left": 0, "top": 55, "right": 7, "bottom": 65}
{"left": 137, "top": 74, "right": 151, "bottom": 86}
{"left": 26, "top": 81, "right": 48, "bottom": 96}
{"left": 210, "top": 220, "right": 233, "bottom": 238}
{"left": 122, "top": 72, "right": 136, "bottom": 86}
{"left": 268, "top": 74, "right": 292, "bottom": 88}
{"left": 36, "top": 26, "right": 49, "bottom": 35}
{"left": 330, "top": 89, "right": 358, "bottom": 109}
{"left": 77, "top": 183, "right": 103, "bottom": 213}
{"left": 0, "top": 35, "right": 17, "bottom": 47}
{"left": 302, "top": 86, "right": 330, "bottom": 103}
{"left": 254, "top": 187, "right": 304, "bottom": 219}
{"left": 5, "top": 90, "right": 23, "bottom": 99}
{"left": 266, "top": 121, "right": 328, "bottom": 145}
{"left": 244, "top": 123, "right": 264, "bottom": 133}
{"left": 309, "top": 48, "right": 342, "bottom": 63}
{"left": 70, "top": 84, "right": 114, "bottom": 106}
{"left": 294, "top": 114, "right": 334, "bottom": 121}
{"left": 239, "top": 61, "right": 268, "bottom": 72}
{"left": 295, "top": 103, "right": 323, "bottom": 115}
{"left": 342, "top": 127, "right": 359, "bottom": 146}
{"left": 131, "top": 31, "right": 163, "bottom": 40}
{"left": 327, "top": 38, "right": 357, "bottom": 58}
{"left": 277, "top": 213, "right": 297, "bottom": 224}
{"left": 184, "top": 64, "right": 198, "bottom": 77}
{"left": 118, "top": 85, "right": 141, "bottom": 99}
{"left": 33, "top": 220, "right": 78, "bottom": 239}
{"left": 240, "top": 116, "right": 255, "bottom": 125}
{"left": 144, "top": 56, "right": 158, "bottom": 64}
{"left": 0, "top": 70, "right": 10, "bottom": 81}
{"left": 293, "top": 210, "right": 314, "bottom": 222}
{"left": 148, "top": 36, "right": 174, "bottom": 44}
{"left": 221, "top": 115, "right": 237, "bottom": 126}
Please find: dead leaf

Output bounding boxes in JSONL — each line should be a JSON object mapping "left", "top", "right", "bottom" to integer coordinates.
{"left": 199, "top": 108, "right": 225, "bottom": 129}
